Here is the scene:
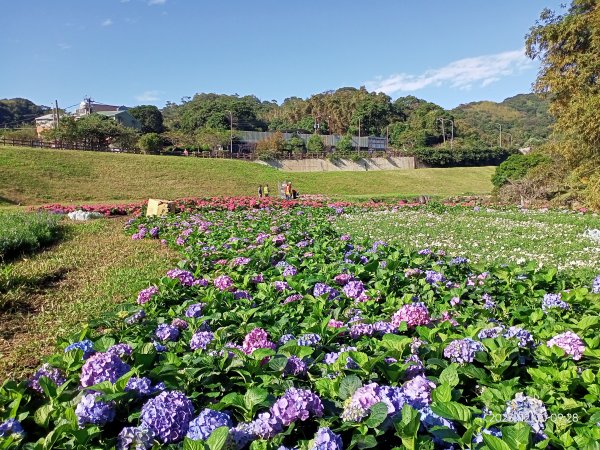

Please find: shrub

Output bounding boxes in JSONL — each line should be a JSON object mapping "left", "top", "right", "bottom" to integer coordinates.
{"left": 413, "top": 146, "right": 517, "bottom": 168}
{"left": 334, "top": 135, "right": 354, "bottom": 153}
{"left": 137, "top": 133, "right": 163, "bottom": 153}
{"left": 492, "top": 153, "right": 551, "bottom": 188}
{"left": 256, "top": 132, "right": 285, "bottom": 159}
{"left": 306, "top": 134, "right": 324, "bottom": 153}
{"left": 0, "top": 212, "right": 62, "bottom": 260}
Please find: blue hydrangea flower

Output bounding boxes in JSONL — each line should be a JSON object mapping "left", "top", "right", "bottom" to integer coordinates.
{"left": 270, "top": 388, "right": 324, "bottom": 426}
{"left": 125, "top": 377, "right": 154, "bottom": 396}
{"left": 190, "top": 331, "right": 214, "bottom": 350}
{"left": 504, "top": 326, "right": 535, "bottom": 348}
{"left": 186, "top": 408, "right": 233, "bottom": 441}
{"left": 592, "top": 275, "right": 600, "bottom": 294}
{"left": 283, "top": 356, "right": 307, "bottom": 377}
{"left": 75, "top": 392, "right": 115, "bottom": 427}
{"left": 503, "top": 392, "right": 547, "bottom": 436}
{"left": 155, "top": 324, "right": 180, "bottom": 342}
{"left": 185, "top": 303, "right": 204, "bottom": 318}
{"left": 126, "top": 310, "right": 146, "bottom": 325}
{"left": 478, "top": 326, "right": 505, "bottom": 340}
{"left": 80, "top": 352, "right": 130, "bottom": 387}
{"left": 311, "top": 427, "right": 343, "bottom": 450}
{"left": 65, "top": 339, "right": 95, "bottom": 359}
{"left": 28, "top": 363, "right": 66, "bottom": 394}
{"left": 541, "top": 293, "right": 570, "bottom": 313}
{"left": 0, "top": 419, "right": 25, "bottom": 438}
{"left": 297, "top": 333, "right": 321, "bottom": 346}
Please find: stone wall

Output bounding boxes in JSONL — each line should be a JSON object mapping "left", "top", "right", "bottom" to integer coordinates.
{"left": 258, "top": 156, "right": 416, "bottom": 172}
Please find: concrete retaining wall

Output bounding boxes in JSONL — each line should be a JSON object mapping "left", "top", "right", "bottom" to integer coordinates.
{"left": 259, "top": 156, "right": 416, "bottom": 172}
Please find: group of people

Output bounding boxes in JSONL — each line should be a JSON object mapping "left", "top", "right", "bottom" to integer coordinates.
{"left": 257, "top": 181, "right": 298, "bottom": 199}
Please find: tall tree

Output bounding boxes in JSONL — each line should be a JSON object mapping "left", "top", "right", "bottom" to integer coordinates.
{"left": 129, "top": 105, "right": 164, "bottom": 134}
{"left": 526, "top": 0, "right": 600, "bottom": 205}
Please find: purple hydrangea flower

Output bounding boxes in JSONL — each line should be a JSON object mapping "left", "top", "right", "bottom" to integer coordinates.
{"left": 334, "top": 273, "right": 352, "bottom": 286}
{"left": 117, "top": 426, "right": 155, "bottom": 450}
{"left": 403, "top": 354, "right": 425, "bottom": 379}
{"left": 311, "top": 427, "right": 343, "bottom": 450}
{"left": 482, "top": 293, "right": 497, "bottom": 310}
{"left": 504, "top": 326, "right": 535, "bottom": 348}
{"left": 171, "top": 318, "right": 189, "bottom": 330}
{"left": 186, "top": 409, "right": 233, "bottom": 441}
{"left": 155, "top": 324, "right": 180, "bottom": 342}
{"left": 278, "top": 334, "right": 296, "bottom": 346}
{"left": 284, "top": 356, "right": 307, "bottom": 377}
{"left": 542, "top": 293, "right": 570, "bottom": 313}
{"left": 242, "top": 328, "right": 276, "bottom": 354}
{"left": 313, "top": 283, "right": 339, "bottom": 300}
{"left": 547, "top": 331, "right": 585, "bottom": 360}
{"left": 214, "top": 275, "right": 234, "bottom": 291}
{"left": 283, "top": 294, "right": 303, "bottom": 304}
{"left": 443, "top": 338, "right": 485, "bottom": 364}
{"left": 473, "top": 428, "right": 502, "bottom": 445}
{"left": 28, "top": 364, "right": 66, "bottom": 394}
{"left": 125, "top": 377, "right": 154, "bottom": 396}
{"left": 108, "top": 343, "right": 133, "bottom": 358}
{"left": 328, "top": 319, "right": 344, "bottom": 328}
{"left": 391, "top": 302, "right": 431, "bottom": 328}
{"left": 349, "top": 323, "right": 374, "bottom": 339}
{"left": 372, "top": 321, "right": 397, "bottom": 335}
{"left": 450, "top": 256, "right": 469, "bottom": 265}
{"left": 504, "top": 392, "right": 548, "bottom": 435}
{"left": 137, "top": 286, "right": 159, "bottom": 305}
{"left": 80, "top": 352, "right": 130, "bottom": 387}
{"left": 190, "top": 331, "right": 214, "bottom": 351}
{"left": 425, "top": 270, "right": 446, "bottom": 284}
{"left": 343, "top": 280, "right": 365, "bottom": 299}
{"left": 341, "top": 383, "right": 405, "bottom": 422}
{"left": 75, "top": 392, "right": 115, "bottom": 427}
{"left": 167, "top": 269, "right": 195, "bottom": 287}
{"left": 0, "top": 419, "right": 24, "bottom": 438}
{"left": 592, "top": 275, "right": 600, "bottom": 294}
{"left": 403, "top": 375, "right": 436, "bottom": 408}
{"left": 233, "top": 290, "right": 252, "bottom": 300}
{"left": 270, "top": 388, "right": 324, "bottom": 426}
{"left": 274, "top": 281, "right": 290, "bottom": 292}
{"left": 232, "top": 257, "right": 251, "bottom": 266}
{"left": 185, "top": 303, "right": 204, "bottom": 318}
{"left": 418, "top": 248, "right": 432, "bottom": 255}
{"left": 478, "top": 326, "right": 505, "bottom": 340}
{"left": 65, "top": 339, "right": 95, "bottom": 359}
{"left": 248, "top": 412, "right": 282, "bottom": 439}
{"left": 141, "top": 391, "right": 194, "bottom": 443}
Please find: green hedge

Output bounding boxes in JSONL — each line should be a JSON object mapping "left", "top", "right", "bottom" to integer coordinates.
{"left": 412, "top": 147, "right": 517, "bottom": 167}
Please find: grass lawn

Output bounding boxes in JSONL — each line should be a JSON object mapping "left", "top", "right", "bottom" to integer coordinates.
{"left": 336, "top": 207, "right": 600, "bottom": 279}
{"left": 0, "top": 218, "right": 176, "bottom": 381}
{"left": 0, "top": 146, "right": 494, "bottom": 205}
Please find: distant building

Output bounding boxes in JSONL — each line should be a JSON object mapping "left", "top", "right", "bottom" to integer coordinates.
{"left": 236, "top": 130, "right": 387, "bottom": 151}
{"left": 35, "top": 98, "right": 141, "bottom": 136}
{"left": 35, "top": 113, "right": 57, "bottom": 135}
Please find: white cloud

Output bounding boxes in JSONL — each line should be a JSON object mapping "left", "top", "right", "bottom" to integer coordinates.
{"left": 58, "top": 43, "right": 72, "bottom": 50}
{"left": 101, "top": 18, "right": 113, "bottom": 27}
{"left": 366, "top": 49, "right": 532, "bottom": 95}
{"left": 148, "top": 0, "right": 166, "bottom": 5}
{"left": 136, "top": 90, "right": 161, "bottom": 102}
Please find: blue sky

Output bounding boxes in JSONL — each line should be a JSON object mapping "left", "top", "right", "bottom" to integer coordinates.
{"left": 0, "top": 0, "right": 565, "bottom": 111}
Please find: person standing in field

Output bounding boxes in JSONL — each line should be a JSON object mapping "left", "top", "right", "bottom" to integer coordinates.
{"left": 285, "top": 182, "right": 291, "bottom": 200}
{"left": 264, "top": 184, "right": 269, "bottom": 197}
{"left": 258, "top": 185, "right": 263, "bottom": 198}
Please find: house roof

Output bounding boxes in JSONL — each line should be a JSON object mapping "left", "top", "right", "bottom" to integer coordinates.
{"left": 35, "top": 113, "right": 55, "bottom": 121}
{"left": 96, "top": 110, "right": 127, "bottom": 117}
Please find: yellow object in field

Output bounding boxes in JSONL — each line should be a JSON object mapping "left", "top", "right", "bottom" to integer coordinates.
{"left": 146, "top": 199, "right": 174, "bottom": 217}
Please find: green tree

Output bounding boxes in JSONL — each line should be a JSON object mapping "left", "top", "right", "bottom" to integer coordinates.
{"left": 286, "top": 134, "right": 305, "bottom": 154}
{"left": 307, "top": 134, "right": 324, "bottom": 153}
{"left": 137, "top": 133, "right": 163, "bottom": 153}
{"left": 255, "top": 132, "right": 285, "bottom": 159}
{"left": 525, "top": 0, "right": 600, "bottom": 206}
{"left": 129, "top": 105, "right": 164, "bottom": 133}
{"left": 335, "top": 135, "right": 354, "bottom": 153}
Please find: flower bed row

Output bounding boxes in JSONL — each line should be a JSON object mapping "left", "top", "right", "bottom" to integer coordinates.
{"left": 2, "top": 205, "right": 600, "bottom": 449}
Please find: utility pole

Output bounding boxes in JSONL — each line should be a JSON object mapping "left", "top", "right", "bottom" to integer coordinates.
{"left": 448, "top": 119, "right": 454, "bottom": 149}
{"left": 55, "top": 100, "right": 60, "bottom": 131}
{"left": 357, "top": 117, "right": 361, "bottom": 152}
{"left": 494, "top": 123, "right": 502, "bottom": 148}
{"left": 226, "top": 110, "right": 233, "bottom": 153}
{"left": 437, "top": 118, "right": 446, "bottom": 145}
{"left": 386, "top": 125, "right": 389, "bottom": 152}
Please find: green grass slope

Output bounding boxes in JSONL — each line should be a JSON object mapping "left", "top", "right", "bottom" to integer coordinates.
{"left": 0, "top": 146, "right": 494, "bottom": 205}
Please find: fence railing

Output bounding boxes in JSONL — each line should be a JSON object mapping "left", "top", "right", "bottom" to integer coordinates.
{"left": 0, "top": 138, "right": 410, "bottom": 160}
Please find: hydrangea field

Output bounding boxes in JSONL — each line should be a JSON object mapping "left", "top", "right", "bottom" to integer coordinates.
{"left": 2, "top": 201, "right": 600, "bottom": 449}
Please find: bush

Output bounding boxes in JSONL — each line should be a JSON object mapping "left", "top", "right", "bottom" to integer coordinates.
{"left": 256, "top": 132, "right": 285, "bottom": 159}
{"left": 0, "top": 212, "right": 62, "bottom": 260}
{"left": 306, "top": 134, "right": 324, "bottom": 153}
{"left": 137, "top": 133, "right": 163, "bottom": 153}
{"left": 492, "top": 153, "right": 551, "bottom": 188}
{"left": 334, "top": 135, "right": 354, "bottom": 153}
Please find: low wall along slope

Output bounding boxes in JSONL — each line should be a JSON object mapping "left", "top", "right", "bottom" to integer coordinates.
{"left": 260, "top": 156, "right": 416, "bottom": 172}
